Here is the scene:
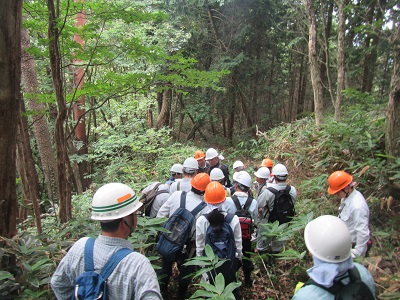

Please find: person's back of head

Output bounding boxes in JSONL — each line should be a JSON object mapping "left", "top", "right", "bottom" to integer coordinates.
{"left": 272, "top": 163, "right": 288, "bottom": 182}
{"left": 233, "top": 171, "right": 252, "bottom": 192}
{"left": 191, "top": 173, "right": 211, "bottom": 195}
{"left": 305, "top": 215, "right": 352, "bottom": 263}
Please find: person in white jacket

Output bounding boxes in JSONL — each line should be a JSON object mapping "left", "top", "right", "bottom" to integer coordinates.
{"left": 327, "top": 170, "right": 371, "bottom": 257}
{"left": 196, "top": 181, "right": 242, "bottom": 299}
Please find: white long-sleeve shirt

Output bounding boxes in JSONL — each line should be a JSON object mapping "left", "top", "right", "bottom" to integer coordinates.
{"left": 339, "top": 189, "right": 370, "bottom": 257}
{"left": 169, "top": 177, "right": 192, "bottom": 195}
{"left": 196, "top": 212, "right": 243, "bottom": 259}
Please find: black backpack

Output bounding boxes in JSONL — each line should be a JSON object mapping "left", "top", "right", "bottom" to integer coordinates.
{"left": 156, "top": 192, "right": 206, "bottom": 260}
{"left": 205, "top": 213, "right": 237, "bottom": 282}
{"left": 231, "top": 195, "right": 254, "bottom": 240}
{"left": 266, "top": 185, "right": 295, "bottom": 224}
{"left": 139, "top": 182, "right": 169, "bottom": 216}
{"left": 72, "top": 238, "right": 132, "bottom": 300}
{"left": 303, "top": 267, "right": 375, "bottom": 300}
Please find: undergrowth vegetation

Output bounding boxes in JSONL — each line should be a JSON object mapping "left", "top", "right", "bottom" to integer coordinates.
{"left": 1, "top": 102, "right": 399, "bottom": 299}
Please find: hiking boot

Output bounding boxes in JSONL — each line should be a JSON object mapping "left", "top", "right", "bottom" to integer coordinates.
{"left": 244, "top": 274, "right": 253, "bottom": 287}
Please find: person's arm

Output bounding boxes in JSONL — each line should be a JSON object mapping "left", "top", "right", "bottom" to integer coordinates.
{"left": 134, "top": 256, "right": 163, "bottom": 300}
{"left": 351, "top": 206, "right": 370, "bottom": 257}
{"left": 232, "top": 216, "right": 243, "bottom": 259}
{"left": 50, "top": 257, "right": 75, "bottom": 299}
{"left": 196, "top": 216, "right": 206, "bottom": 257}
{"left": 157, "top": 193, "right": 178, "bottom": 218}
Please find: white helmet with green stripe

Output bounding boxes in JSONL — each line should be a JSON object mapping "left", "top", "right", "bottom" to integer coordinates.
{"left": 91, "top": 183, "right": 143, "bottom": 221}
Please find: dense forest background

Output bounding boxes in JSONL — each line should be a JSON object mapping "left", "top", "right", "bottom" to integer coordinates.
{"left": 0, "top": 0, "right": 399, "bottom": 299}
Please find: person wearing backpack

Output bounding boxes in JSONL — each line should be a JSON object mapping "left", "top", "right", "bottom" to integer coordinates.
{"left": 140, "top": 182, "right": 170, "bottom": 217}
{"left": 256, "top": 163, "right": 297, "bottom": 255}
{"left": 165, "top": 163, "right": 183, "bottom": 188}
{"left": 156, "top": 173, "right": 211, "bottom": 299}
{"left": 225, "top": 171, "right": 258, "bottom": 287}
{"left": 205, "top": 148, "right": 231, "bottom": 188}
{"left": 254, "top": 167, "right": 271, "bottom": 198}
{"left": 50, "top": 183, "right": 162, "bottom": 300}
{"left": 196, "top": 181, "right": 243, "bottom": 299}
{"left": 169, "top": 157, "right": 198, "bottom": 194}
{"left": 210, "top": 167, "right": 231, "bottom": 197}
{"left": 292, "top": 215, "right": 376, "bottom": 300}
{"left": 327, "top": 170, "right": 371, "bottom": 258}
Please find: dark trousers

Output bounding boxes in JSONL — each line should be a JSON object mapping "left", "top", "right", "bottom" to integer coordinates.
{"left": 242, "top": 238, "right": 254, "bottom": 280}
{"left": 158, "top": 254, "right": 195, "bottom": 299}
{"left": 208, "top": 259, "right": 241, "bottom": 300}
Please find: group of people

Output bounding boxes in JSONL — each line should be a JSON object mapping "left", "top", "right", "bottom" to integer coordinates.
{"left": 50, "top": 147, "right": 376, "bottom": 300}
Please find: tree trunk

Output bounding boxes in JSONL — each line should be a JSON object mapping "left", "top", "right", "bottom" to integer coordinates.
{"left": 21, "top": 28, "right": 59, "bottom": 205}
{"left": 156, "top": 89, "right": 171, "bottom": 129}
{"left": 0, "top": 0, "right": 22, "bottom": 239}
{"left": 335, "top": 0, "right": 346, "bottom": 121}
{"left": 73, "top": 1, "right": 89, "bottom": 191}
{"left": 16, "top": 101, "right": 42, "bottom": 234}
{"left": 47, "top": 0, "right": 72, "bottom": 223}
{"left": 304, "top": 0, "right": 324, "bottom": 126}
{"left": 385, "top": 24, "right": 400, "bottom": 162}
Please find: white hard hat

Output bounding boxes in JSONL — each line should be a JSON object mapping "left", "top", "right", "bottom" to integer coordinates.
{"left": 272, "top": 163, "right": 288, "bottom": 176}
{"left": 233, "top": 160, "right": 244, "bottom": 170}
{"left": 254, "top": 167, "right": 270, "bottom": 179}
{"left": 210, "top": 168, "right": 225, "bottom": 181}
{"left": 91, "top": 183, "right": 142, "bottom": 221}
{"left": 304, "top": 215, "right": 352, "bottom": 263}
{"left": 234, "top": 171, "right": 252, "bottom": 188}
{"left": 170, "top": 163, "right": 183, "bottom": 174}
{"left": 205, "top": 148, "right": 219, "bottom": 160}
{"left": 183, "top": 157, "right": 199, "bottom": 173}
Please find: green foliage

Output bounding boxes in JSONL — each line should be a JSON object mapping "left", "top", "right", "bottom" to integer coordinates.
{"left": 184, "top": 245, "right": 241, "bottom": 299}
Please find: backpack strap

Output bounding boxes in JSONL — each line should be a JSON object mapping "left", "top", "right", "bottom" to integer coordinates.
{"left": 243, "top": 196, "right": 253, "bottom": 211}
{"left": 180, "top": 191, "right": 206, "bottom": 217}
{"left": 303, "top": 278, "right": 343, "bottom": 295}
{"left": 83, "top": 238, "right": 96, "bottom": 272}
{"left": 283, "top": 185, "right": 291, "bottom": 193}
{"left": 100, "top": 248, "right": 133, "bottom": 280}
{"left": 231, "top": 195, "right": 242, "bottom": 211}
{"left": 224, "top": 213, "right": 234, "bottom": 224}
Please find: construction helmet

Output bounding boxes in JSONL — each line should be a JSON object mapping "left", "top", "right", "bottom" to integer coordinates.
{"left": 183, "top": 157, "right": 199, "bottom": 173}
{"left": 260, "top": 158, "right": 274, "bottom": 168}
{"left": 254, "top": 167, "right": 270, "bottom": 179}
{"left": 204, "top": 182, "right": 226, "bottom": 204}
{"left": 304, "top": 215, "right": 352, "bottom": 263}
{"left": 233, "top": 160, "right": 245, "bottom": 171}
{"left": 272, "top": 163, "right": 288, "bottom": 176}
{"left": 234, "top": 171, "right": 252, "bottom": 188}
{"left": 194, "top": 150, "right": 206, "bottom": 160}
{"left": 327, "top": 171, "right": 353, "bottom": 194}
{"left": 170, "top": 163, "right": 183, "bottom": 174}
{"left": 91, "top": 183, "right": 142, "bottom": 221}
{"left": 205, "top": 148, "right": 219, "bottom": 160}
{"left": 210, "top": 168, "right": 225, "bottom": 181}
{"left": 191, "top": 173, "right": 211, "bottom": 191}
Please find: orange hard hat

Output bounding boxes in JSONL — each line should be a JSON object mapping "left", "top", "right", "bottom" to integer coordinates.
{"left": 260, "top": 158, "right": 274, "bottom": 168}
{"left": 327, "top": 171, "right": 353, "bottom": 194}
{"left": 194, "top": 150, "right": 206, "bottom": 160}
{"left": 191, "top": 173, "right": 211, "bottom": 191}
{"left": 204, "top": 182, "right": 226, "bottom": 204}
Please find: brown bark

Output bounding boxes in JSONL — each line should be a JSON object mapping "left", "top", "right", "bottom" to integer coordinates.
{"left": 335, "top": 0, "right": 346, "bottom": 121}
{"left": 0, "top": 0, "right": 22, "bottom": 239}
{"left": 16, "top": 101, "right": 42, "bottom": 234}
{"left": 304, "top": 0, "right": 324, "bottom": 126}
{"left": 21, "top": 28, "right": 59, "bottom": 204}
{"left": 73, "top": 1, "right": 89, "bottom": 191}
{"left": 47, "top": 0, "right": 72, "bottom": 223}
{"left": 156, "top": 89, "right": 172, "bottom": 129}
{"left": 385, "top": 24, "right": 400, "bottom": 162}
